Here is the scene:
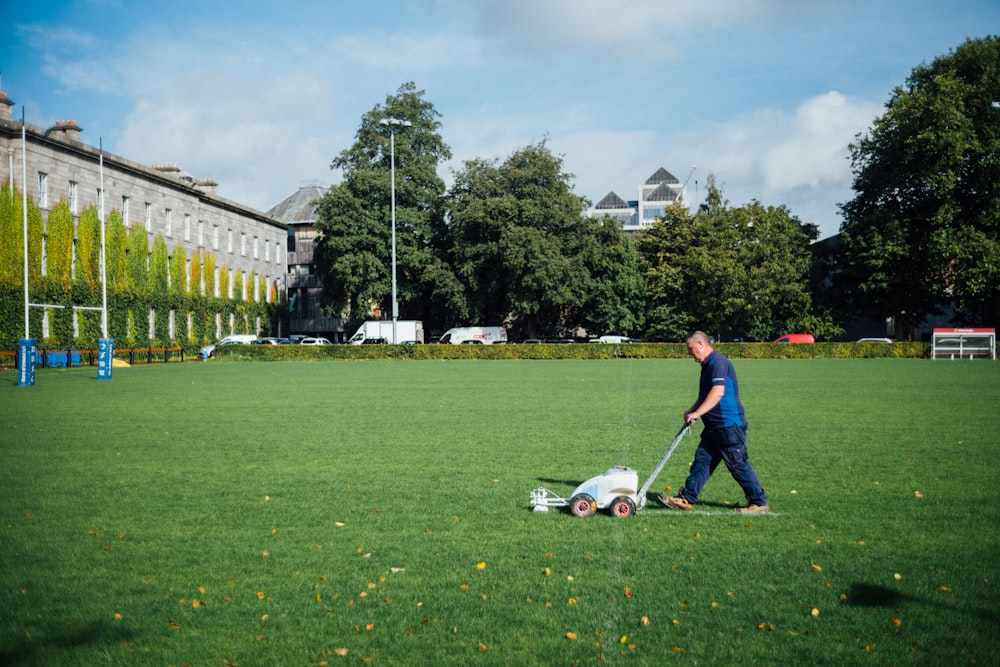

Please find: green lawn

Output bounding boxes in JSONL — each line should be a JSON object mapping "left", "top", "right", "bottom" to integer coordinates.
{"left": 1, "top": 359, "right": 998, "bottom": 665}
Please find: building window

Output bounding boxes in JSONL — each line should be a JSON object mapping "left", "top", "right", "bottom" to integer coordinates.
{"left": 144, "top": 202, "right": 152, "bottom": 231}
{"left": 184, "top": 214, "right": 191, "bottom": 241}
{"left": 240, "top": 232, "right": 247, "bottom": 257}
{"left": 198, "top": 220, "right": 204, "bottom": 247}
{"left": 265, "top": 238, "right": 271, "bottom": 262}
{"left": 122, "top": 196, "right": 130, "bottom": 225}
{"left": 253, "top": 236, "right": 259, "bottom": 260}
{"left": 165, "top": 208, "right": 173, "bottom": 237}
{"left": 227, "top": 229, "right": 233, "bottom": 254}
{"left": 38, "top": 172, "right": 48, "bottom": 208}
{"left": 212, "top": 225, "right": 219, "bottom": 250}
{"left": 69, "top": 181, "right": 78, "bottom": 214}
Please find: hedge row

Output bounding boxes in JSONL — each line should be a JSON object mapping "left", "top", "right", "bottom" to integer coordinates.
{"left": 212, "top": 340, "right": 932, "bottom": 362}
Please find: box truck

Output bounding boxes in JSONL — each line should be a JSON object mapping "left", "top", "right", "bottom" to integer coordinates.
{"left": 437, "top": 326, "right": 508, "bottom": 345}
{"left": 348, "top": 320, "right": 424, "bottom": 345}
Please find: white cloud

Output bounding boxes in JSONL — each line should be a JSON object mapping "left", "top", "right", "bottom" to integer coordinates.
{"left": 672, "top": 91, "right": 882, "bottom": 234}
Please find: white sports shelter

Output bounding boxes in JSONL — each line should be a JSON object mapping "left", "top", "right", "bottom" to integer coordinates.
{"left": 931, "top": 328, "right": 996, "bottom": 360}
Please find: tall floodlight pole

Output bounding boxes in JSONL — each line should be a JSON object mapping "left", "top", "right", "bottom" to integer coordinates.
{"left": 378, "top": 117, "right": 411, "bottom": 344}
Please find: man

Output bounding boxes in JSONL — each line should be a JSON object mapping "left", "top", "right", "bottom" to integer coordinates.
{"left": 659, "top": 331, "right": 770, "bottom": 513}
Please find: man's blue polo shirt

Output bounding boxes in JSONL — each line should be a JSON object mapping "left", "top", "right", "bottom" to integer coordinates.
{"left": 699, "top": 350, "right": 746, "bottom": 430}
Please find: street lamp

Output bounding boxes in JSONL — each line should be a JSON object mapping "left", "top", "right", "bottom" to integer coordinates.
{"left": 378, "top": 117, "right": 412, "bottom": 344}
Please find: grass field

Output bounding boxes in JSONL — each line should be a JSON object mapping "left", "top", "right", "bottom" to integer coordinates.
{"left": 1, "top": 358, "right": 998, "bottom": 666}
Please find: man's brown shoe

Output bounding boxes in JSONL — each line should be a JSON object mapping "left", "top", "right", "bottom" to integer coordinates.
{"left": 734, "top": 504, "right": 770, "bottom": 514}
{"left": 659, "top": 494, "right": 693, "bottom": 511}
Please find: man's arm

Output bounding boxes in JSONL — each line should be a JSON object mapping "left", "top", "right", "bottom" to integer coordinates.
{"left": 684, "top": 385, "right": 725, "bottom": 424}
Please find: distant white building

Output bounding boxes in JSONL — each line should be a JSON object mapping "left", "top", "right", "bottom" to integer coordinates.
{"left": 589, "top": 167, "right": 692, "bottom": 233}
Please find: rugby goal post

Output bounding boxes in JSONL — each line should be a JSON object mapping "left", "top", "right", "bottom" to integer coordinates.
{"left": 931, "top": 328, "right": 996, "bottom": 360}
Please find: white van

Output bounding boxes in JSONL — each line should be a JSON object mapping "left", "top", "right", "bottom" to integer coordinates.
{"left": 200, "top": 334, "right": 257, "bottom": 359}
{"left": 437, "top": 326, "right": 507, "bottom": 345}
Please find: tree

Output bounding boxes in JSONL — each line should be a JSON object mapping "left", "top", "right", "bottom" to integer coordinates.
{"left": 839, "top": 36, "right": 1000, "bottom": 337}
{"left": 169, "top": 245, "right": 187, "bottom": 294}
{"left": 126, "top": 224, "right": 148, "bottom": 292}
{"left": 46, "top": 200, "right": 75, "bottom": 286}
{"left": 639, "top": 176, "right": 834, "bottom": 341}
{"left": 105, "top": 211, "right": 127, "bottom": 291}
{"left": 568, "top": 214, "right": 646, "bottom": 337}
{"left": 77, "top": 205, "right": 102, "bottom": 289}
{"left": 443, "top": 141, "right": 617, "bottom": 337}
{"left": 314, "top": 82, "right": 452, "bottom": 324}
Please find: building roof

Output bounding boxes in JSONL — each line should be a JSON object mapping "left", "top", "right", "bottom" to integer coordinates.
{"left": 645, "top": 182, "right": 679, "bottom": 202}
{"left": 645, "top": 167, "right": 679, "bottom": 185}
{"left": 266, "top": 185, "right": 326, "bottom": 225}
{"left": 594, "top": 191, "right": 630, "bottom": 209}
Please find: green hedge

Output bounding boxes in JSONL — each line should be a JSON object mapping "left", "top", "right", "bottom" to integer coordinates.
{"left": 213, "top": 340, "right": 933, "bottom": 362}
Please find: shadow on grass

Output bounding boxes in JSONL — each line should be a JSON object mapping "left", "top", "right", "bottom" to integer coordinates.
{"left": 0, "top": 620, "right": 134, "bottom": 665}
{"left": 844, "top": 583, "right": 999, "bottom": 625}
{"left": 843, "top": 583, "right": 912, "bottom": 607}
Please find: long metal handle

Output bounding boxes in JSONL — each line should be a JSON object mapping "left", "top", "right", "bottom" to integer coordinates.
{"left": 637, "top": 424, "right": 691, "bottom": 507}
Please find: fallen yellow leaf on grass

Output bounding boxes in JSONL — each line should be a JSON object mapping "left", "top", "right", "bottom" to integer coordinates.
{"left": 640, "top": 616, "right": 649, "bottom": 626}
{"left": 891, "top": 618, "right": 901, "bottom": 627}
{"left": 810, "top": 607, "right": 820, "bottom": 617}
{"left": 811, "top": 564, "right": 823, "bottom": 572}
{"left": 477, "top": 562, "right": 487, "bottom": 570}
{"left": 257, "top": 591, "right": 266, "bottom": 600}
{"left": 334, "top": 647, "right": 348, "bottom": 656}
{"left": 566, "top": 632, "right": 578, "bottom": 641}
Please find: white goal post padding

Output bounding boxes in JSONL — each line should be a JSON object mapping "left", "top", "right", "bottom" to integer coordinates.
{"left": 932, "top": 328, "right": 996, "bottom": 360}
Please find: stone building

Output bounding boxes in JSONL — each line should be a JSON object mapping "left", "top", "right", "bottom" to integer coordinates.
{"left": 267, "top": 185, "right": 346, "bottom": 341}
{"left": 0, "top": 89, "right": 288, "bottom": 337}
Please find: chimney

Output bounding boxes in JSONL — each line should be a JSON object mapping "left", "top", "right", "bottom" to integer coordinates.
{"left": 46, "top": 120, "right": 83, "bottom": 143}
{"left": 192, "top": 177, "right": 218, "bottom": 195}
{"left": 0, "top": 92, "right": 13, "bottom": 123}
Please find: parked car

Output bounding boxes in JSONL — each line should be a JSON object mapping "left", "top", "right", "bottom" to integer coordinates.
{"left": 361, "top": 338, "right": 388, "bottom": 345}
{"left": 773, "top": 334, "right": 815, "bottom": 343}
{"left": 252, "top": 337, "right": 294, "bottom": 345}
{"left": 857, "top": 337, "right": 892, "bottom": 343}
{"left": 200, "top": 334, "right": 257, "bottom": 359}
{"left": 299, "top": 337, "right": 332, "bottom": 345}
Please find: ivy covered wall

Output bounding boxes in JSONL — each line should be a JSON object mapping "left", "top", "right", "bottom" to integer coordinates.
{"left": 0, "top": 184, "right": 286, "bottom": 352}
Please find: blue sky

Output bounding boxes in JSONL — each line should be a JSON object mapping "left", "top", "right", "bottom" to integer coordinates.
{"left": 2, "top": 0, "right": 997, "bottom": 238}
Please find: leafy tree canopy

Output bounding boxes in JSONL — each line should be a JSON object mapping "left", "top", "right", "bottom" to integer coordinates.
{"left": 639, "top": 176, "right": 836, "bottom": 341}
{"left": 314, "top": 82, "right": 452, "bottom": 323}
{"left": 839, "top": 35, "right": 1000, "bottom": 336}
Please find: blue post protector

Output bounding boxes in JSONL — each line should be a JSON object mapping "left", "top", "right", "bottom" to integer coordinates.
{"left": 18, "top": 338, "right": 36, "bottom": 386}
{"left": 97, "top": 338, "right": 115, "bottom": 380}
